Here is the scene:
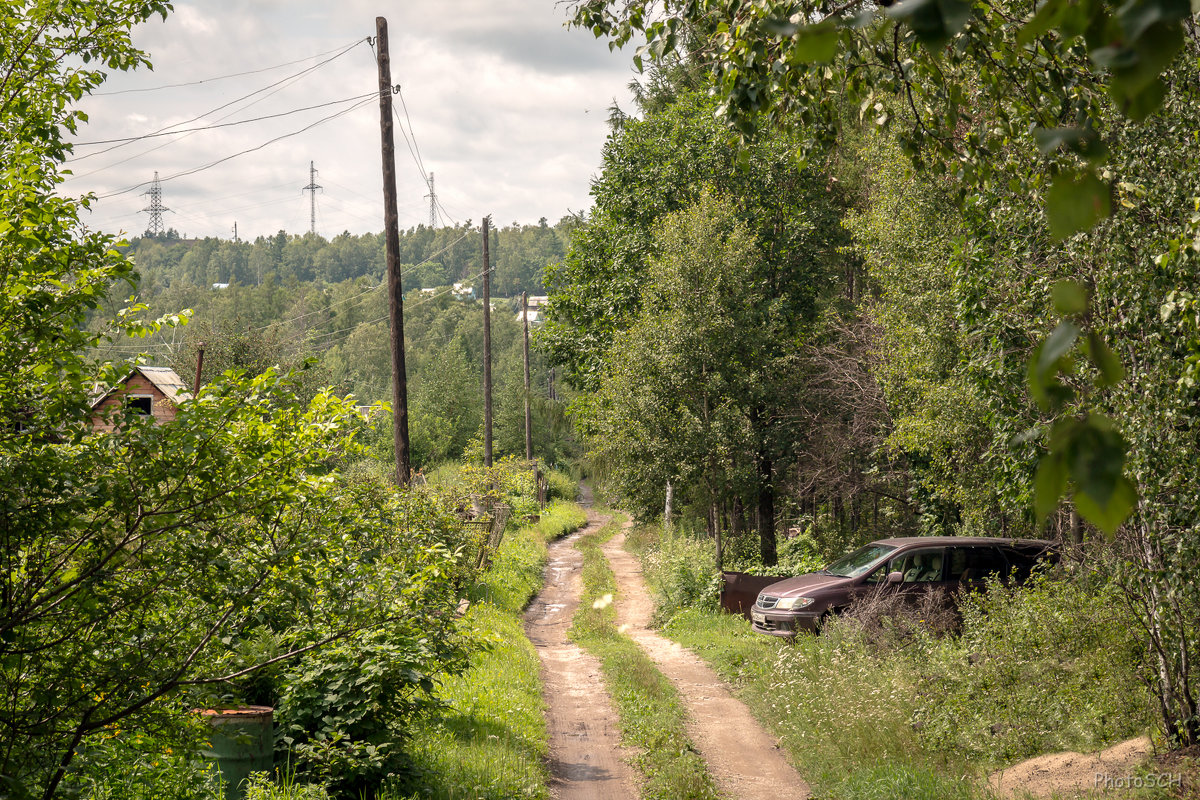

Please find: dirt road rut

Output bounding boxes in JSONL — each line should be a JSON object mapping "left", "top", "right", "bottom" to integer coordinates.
{"left": 603, "top": 525, "right": 812, "bottom": 800}
{"left": 524, "top": 513, "right": 636, "bottom": 800}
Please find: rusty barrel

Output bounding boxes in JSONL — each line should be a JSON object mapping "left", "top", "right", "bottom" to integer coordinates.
{"left": 198, "top": 706, "right": 274, "bottom": 799}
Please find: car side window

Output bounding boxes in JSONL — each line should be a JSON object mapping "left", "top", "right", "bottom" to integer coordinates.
{"left": 888, "top": 549, "right": 946, "bottom": 583}
{"left": 1000, "top": 547, "right": 1041, "bottom": 582}
{"left": 947, "top": 546, "right": 1008, "bottom": 582}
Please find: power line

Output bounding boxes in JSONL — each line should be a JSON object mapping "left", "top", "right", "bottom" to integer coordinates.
{"left": 97, "top": 97, "right": 376, "bottom": 199}
{"left": 365, "top": 42, "right": 458, "bottom": 227}
{"left": 397, "top": 87, "right": 428, "bottom": 180}
{"left": 71, "top": 93, "right": 375, "bottom": 147}
{"left": 253, "top": 230, "right": 472, "bottom": 332}
{"left": 67, "top": 39, "right": 368, "bottom": 172}
{"left": 298, "top": 269, "right": 487, "bottom": 350}
{"left": 90, "top": 39, "right": 367, "bottom": 96}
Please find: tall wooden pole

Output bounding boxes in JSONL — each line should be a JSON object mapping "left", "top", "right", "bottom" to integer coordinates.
{"left": 482, "top": 216, "right": 493, "bottom": 468}
{"left": 376, "top": 16, "right": 410, "bottom": 487}
{"left": 194, "top": 342, "right": 205, "bottom": 393}
{"left": 522, "top": 291, "right": 533, "bottom": 461}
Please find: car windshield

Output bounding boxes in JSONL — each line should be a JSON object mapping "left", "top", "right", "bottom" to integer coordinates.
{"left": 823, "top": 544, "right": 897, "bottom": 578}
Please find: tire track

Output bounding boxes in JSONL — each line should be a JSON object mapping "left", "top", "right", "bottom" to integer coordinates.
{"left": 602, "top": 524, "right": 812, "bottom": 800}
{"left": 523, "top": 512, "right": 636, "bottom": 800}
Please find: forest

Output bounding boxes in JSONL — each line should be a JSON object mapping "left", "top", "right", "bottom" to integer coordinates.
{"left": 5, "top": 0, "right": 1200, "bottom": 798}
{"left": 94, "top": 218, "right": 580, "bottom": 470}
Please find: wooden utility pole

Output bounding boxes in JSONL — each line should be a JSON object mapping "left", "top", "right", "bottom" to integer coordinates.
{"left": 376, "top": 16, "right": 410, "bottom": 487}
{"left": 522, "top": 291, "right": 533, "bottom": 461}
{"left": 194, "top": 342, "right": 205, "bottom": 393}
{"left": 482, "top": 216, "right": 493, "bottom": 467}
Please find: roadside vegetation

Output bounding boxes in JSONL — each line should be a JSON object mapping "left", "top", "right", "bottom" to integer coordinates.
{"left": 390, "top": 502, "right": 588, "bottom": 800}
{"left": 569, "top": 517, "right": 720, "bottom": 800}
{"left": 627, "top": 524, "right": 1173, "bottom": 800}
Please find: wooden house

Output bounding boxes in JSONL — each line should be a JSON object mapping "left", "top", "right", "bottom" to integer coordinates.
{"left": 89, "top": 366, "right": 190, "bottom": 431}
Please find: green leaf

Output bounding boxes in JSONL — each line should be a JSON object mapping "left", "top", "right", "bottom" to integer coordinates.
{"left": 764, "top": 16, "right": 799, "bottom": 37}
{"left": 1046, "top": 171, "right": 1112, "bottom": 239}
{"left": 1073, "top": 474, "right": 1137, "bottom": 536}
{"left": 1085, "top": 330, "right": 1126, "bottom": 386}
{"left": 1034, "top": 452, "right": 1068, "bottom": 520}
{"left": 888, "top": 0, "right": 972, "bottom": 46}
{"left": 790, "top": 22, "right": 840, "bottom": 63}
{"left": 1018, "top": 0, "right": 1068, "bottom": 46}
{"left": 1111, "top": 74, "right": 1168, "bottom": 121}
{"left": 1033, "top": 126, "right": 1108, "bottom": 161}
{"left": 1117, "top": 0, "right": 1190, "bottom": 42}
{"left": 1052, "top": 280, "right": 1088, "bottom": 315}
{"left": 1038, "top": 320, "right": 1080, "bottom": 375}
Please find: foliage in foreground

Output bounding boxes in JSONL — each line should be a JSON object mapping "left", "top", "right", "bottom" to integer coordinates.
{"left": 569, "top": 518, "right": 720, "bottom": 800}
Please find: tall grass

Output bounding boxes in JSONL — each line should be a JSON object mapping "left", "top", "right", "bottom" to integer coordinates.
{"left": 569, "top": 517, "right": 720, "bottom": 800}
{"left": 634, "top": 523, "right": 1155, "bottom": 800}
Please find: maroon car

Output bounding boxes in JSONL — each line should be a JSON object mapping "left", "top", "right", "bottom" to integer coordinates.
{"left": 750, "top": 536, "right": 1056, "bottom": 636}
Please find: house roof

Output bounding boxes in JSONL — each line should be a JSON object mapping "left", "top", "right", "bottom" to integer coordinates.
{"left": 139, "top": 366, "right": 190, "bottom": 403}
{"left": 90, "top": 365, "right": 191, "bottom": 409}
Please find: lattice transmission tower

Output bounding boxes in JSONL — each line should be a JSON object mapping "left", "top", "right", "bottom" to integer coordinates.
{"left": 424, "top": 172, "right": 438, "bottom": 228}
{"left": 140, "top": 172, "right": 170, "bottom": 237}
{"left": 302, "top": 161, "right": 322, "bottom": 235}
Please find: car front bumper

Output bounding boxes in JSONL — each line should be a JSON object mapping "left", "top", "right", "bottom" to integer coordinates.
{"left": 749, "top": 607, "right": 822, "bottom": 636}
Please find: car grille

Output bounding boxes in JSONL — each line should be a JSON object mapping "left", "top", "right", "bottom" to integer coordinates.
{"left": 756, "top": 617, "right": 792, "bottom": 632}
{"left": 757, "top": 595, "right": 780, "bottom": 610}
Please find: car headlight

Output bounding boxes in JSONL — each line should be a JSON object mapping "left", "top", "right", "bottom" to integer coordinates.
{"left": 775, "top": 596, "right": 815, "bottom": 610}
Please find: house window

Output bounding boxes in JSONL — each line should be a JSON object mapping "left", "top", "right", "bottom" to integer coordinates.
{"left": 127, "top": 395, "right": 154, "bottom": 415}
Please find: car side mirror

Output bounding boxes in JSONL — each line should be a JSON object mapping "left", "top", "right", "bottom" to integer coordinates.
{"left": 887, "top": 571, "right": 904, "bottom": 584}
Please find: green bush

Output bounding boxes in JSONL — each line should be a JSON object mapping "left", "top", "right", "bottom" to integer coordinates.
{"left": 275, "top": 626, "right": 467, "bottom": 797}
{"left": 243, "top": 771, "right": 332, "bottom": 799}
{"left": 911, "top": 567, "right": 1152, "bottom": 763}
{"left": 543, "top": 469, "right": 577, "bottom": 502}
{"left": 638, "top": 526, "right": 721, "bottom": 622}
{"left": 62, "top": 716, "right": 222, "bottom": 800}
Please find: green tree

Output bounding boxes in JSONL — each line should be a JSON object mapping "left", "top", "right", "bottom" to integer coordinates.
{"left": 544, "top": 88, "right": 846, "bottom": 562}
{"left": 0, "top": 5, "right": 465, "bottom": 797}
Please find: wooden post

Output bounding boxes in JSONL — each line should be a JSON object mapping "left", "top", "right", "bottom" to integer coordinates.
{"left": 482, "top": 216, "right": 493, "bottom": 468}
{"left": 376, "top": 16, "right": 410, "bottom": 487}
{"left": 522, "top": 291, "right": 533, "bottom": 461}
{"left": 194, "top": 342, "right": 205, "bottom": 393}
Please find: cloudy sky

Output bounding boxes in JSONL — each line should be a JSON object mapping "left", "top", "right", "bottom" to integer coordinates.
{"left": 64, "top": 1, "right": 637, "bottom": 242}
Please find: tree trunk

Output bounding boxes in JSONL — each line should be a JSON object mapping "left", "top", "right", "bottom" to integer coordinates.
{"left": 751, "top": 406, "right": 777, "bottom": 566}
{"left": 710, "top": 502, "right": 723, "bottom": 572}
{"left": 758, "top": 466, "right": 776, "bottom": 566}
{"left": 664, "top": 480, "right": 673, "bottom": 531}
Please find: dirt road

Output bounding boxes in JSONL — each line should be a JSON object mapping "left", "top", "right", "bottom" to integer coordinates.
{"left": 525, "top": 512, "right": 810, "bottom": 799}
{"left": 523, "top": 513, "right": 636, "bottom": 800}
{"left": 602, "top": 524, "right": 812, "bottom": 800}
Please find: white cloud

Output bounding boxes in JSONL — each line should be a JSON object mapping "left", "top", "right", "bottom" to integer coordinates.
{"left": 65, "top": 0, "right": 635, "bottom": 240}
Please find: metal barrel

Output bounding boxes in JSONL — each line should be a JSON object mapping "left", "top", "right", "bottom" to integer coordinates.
{"left": 198, "top": 706, "right": 274, "bottom": 799}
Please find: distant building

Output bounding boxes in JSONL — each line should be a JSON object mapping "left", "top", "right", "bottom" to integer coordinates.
{"left": 89, "top": 366, "right": 190, "bottom": 431}
{"left": 212, "top": 283, "right": 230, "bottom": 290}
{"left": 452, "top": 282, "right": 476, "bottom": 300}
{"left": 517, "top": 295, "right": 548, "bottom": 326}
{"left": 516, "top": 307, "right": 544, "bottom": 326}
